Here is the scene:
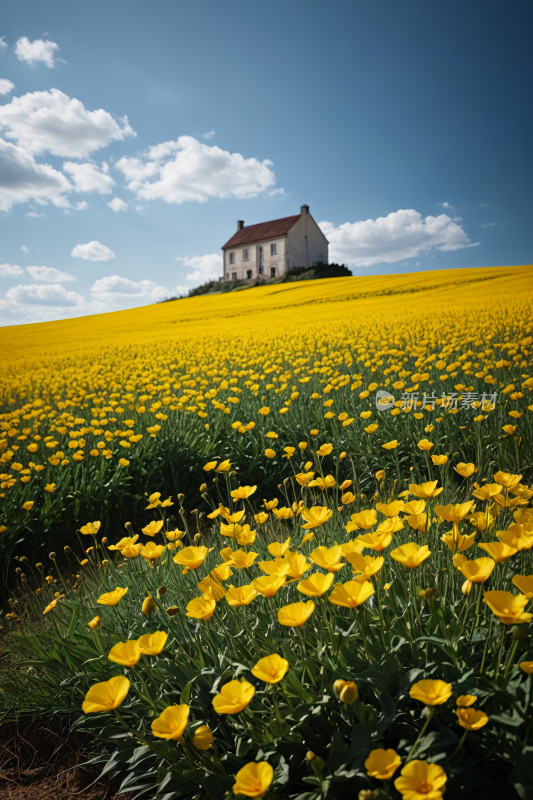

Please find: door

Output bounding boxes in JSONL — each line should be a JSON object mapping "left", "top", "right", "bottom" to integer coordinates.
{"left": 258, "top": 246, "right": 264, "bottom": 275}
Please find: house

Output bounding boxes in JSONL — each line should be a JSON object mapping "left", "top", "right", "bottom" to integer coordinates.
{"left": 221, "top": 205, "right": 328, "bottom": 282}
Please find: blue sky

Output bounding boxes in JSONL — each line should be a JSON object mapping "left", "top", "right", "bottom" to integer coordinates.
{"left": 0, "top": 0, "right": 531, "bottom": 325}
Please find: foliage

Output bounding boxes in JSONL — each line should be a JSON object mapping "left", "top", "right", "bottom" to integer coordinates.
{"left": 2, "top": 449, "right": 533, "bottom": 799}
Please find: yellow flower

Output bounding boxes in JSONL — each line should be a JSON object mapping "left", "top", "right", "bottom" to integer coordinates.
{"left": 409, "top": 481, "right": 443, "bottom": 499}
{"left": 431, "top": 454, "right": 448, "bottom": 465}
{"left": 440, "top": 531, "right": 476, "bottom": 552}
{"left": 346, "top": 509, "right": 377, "bottom": 533}
{"left": 297, "top": 572, "right": 334, "bottom": 597}
{"left": 145, "top": 492, "right": 161, "bottom": 509}
{"left": 254, "top": 511, "right": 269, "bottom": 524}
{"left": 308, "top": 475, "right": 336, "bottom": 491}
{"left": 375, "top": 469, "right": 385, "bottom": 481}
{"left": 382, "top": 440, "right": 399, "bottom": 449}
{"left": 235, "top": 525, "right": 257, "bottom": 546}
{"left": 402, "top": 500, "right": 426, "bottom": 516}
{"left": 258, "top": 407, "right": 270, "bottom": 415}
{"left": 467, "top": 511, "right": 494, "bottom": 531}
{"left": 484, "top": 590, "right": 533, "bottom": 624}
{"left": 82, "top": 675, "right": 130, "bottom": 714}
{"left": 406, "top": 513, "right": 427, "bottom": 534}
{"left": 264, "top": 448, "right": 276, "bottom": 458}
{"left": 268, "top": 537, "right": 291, "bottom": 557}
{"left": 87, "top": 616, "right": 100, "bottom": 630}
{"left": 252, "top": 654, "right": 289, "bottom": 684}
{"left": 252, "top": 574, "right": 286, "bottom": 597}
{"left": 212, "top": 678, "right": 255, "bottom": 714}
{"left": 80, "top": 521, "right": 101, "bottom": 535}
{"left": 108, "top": 534, "right": 139, "bottom": 551}
{"left": 142, "top": 596, "right": 157, "bottom": 617}
{"left": 455, "top": 462, "right": 476, "bottom": 478}
{"left": 512, "top": 575, "right": 533, "bottom": 598}
{"left": 345, "top": 552, "right": 384, "bottom": 582}
{"left": 328, "top": 579, "right": 374, "bottom": 608}
{"left": 434, "top": 501, "right": 475, "bottom": 523}
{"left": 119, "top": 458, "right": 130, "bottom": 467}
{"left": 186, "top": 591, "right": 216, "bottom": 619}
{"left": 226, "top": 584, "right": 258, "bottom": 607}
{"left": 417, "top": 438, "right": 433, "bottom": 451}
{"left": 122, "top": 543, "right": 143, "bottom": 558}
{"left": 456, "top": 694, "right": 477, "bottom": 707}
{"left": 44, "top": 483, "right": 56, "bottom": 492}
{"left": 108, "top": 640, "right": 142, "bottom": 668}
{"left": 497, "top": 524, "right": 533, "bottom": 551}
{"left": 140, "top": 541, "right": 165, "bottom": 561}
{"left": 453, "top": 554, "right": 495, "bottom": 583}
{"left": 391, "top": 543, "right": 431, "bottom": 569}
{"left": 394, "top": 760, "right": 447, "bottom": 800}
{"left": 272, "top": 506, "right": 294, "bottom": 520}
{"left": 232, "top": 762, "right": 273, "bottom": 798}
{"left": 300, "top": 506, "right": 333, "bottom": 529}
{"left": 231, "top": 485, "right": 257, "bottom": 500}
{"left": 216, "top": 459, "right": 232, "bottom": 472}
{"left": 151, "top": 704, "right": 190, "bottom": 740}
{"left": 142, "top": 520, "right": 164, "bottom": 537}
{"left": 173, "top": 545, "right": 208, "bottom": 570}
{"left": 278, "top": 600, "right": 315, "bottom": 627}
{"left": 295, "top": 471, "right": 315, "bottom": 486}
{"left": 376, "top": 500, "right": 404, "bottom": 517}
{"left": 316, "top": 442, "right": 333, "bottom": 456}
{"left": 493, "top": 470, "right": 522, "bottom": 489}
{"left": 229, "top": 549, "right": 259, "bottom": 568}
{"left": 472, "top": 483, "right": 502, "bottom": 500}
{"left": 23, "top": 501, "right": 34, "bottom": 511}
{"left": 97, "top": 586, "right": 128, "bottom": 606}
{"left": 203, "top": 460, "right": 217, "bottom": 471}
{"left": 300, "top": 532, "right": 315, "bottom": 545}
{"left": 520, "top": 661, "right": 533, "bottom": 674}
{"left": 198, "top": 574, "right": 226, "bottom": 601}
{"left": 356, "top": 530, "right": 393, "bottom": 552}
{"left": 456, "top": 707, "right": 489, "bottom": 730}
{"left": 193, "top": 724, "right": 215, "bottom": 750}
{"left": 285, "top": 552, "right": 311, "bottom": 579}
{"left": 137, "top": 631, "right": 168, "bottom": 655}
{"left": 365, "top": 748, "right": 402, "bottom": 781}
{"left": 409, "top": 679, "right": 452, "bottom": 706}
{"left": 43, "top": 599, "right": 58, "bottom": 614}
{"left": 310, "top": 544, "right": 345, "bottom": 572}
{"left": 266, "top": 431, "right": 278, "bottom": 439}
{"left": 330, "top": 679, "right": 358, "bottom": 704}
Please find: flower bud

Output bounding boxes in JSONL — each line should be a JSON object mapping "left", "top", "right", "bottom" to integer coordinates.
{"left": 19, "top": 556, "right": 28, "bottom": 563}
{"left": 64, "top": 545, "right": 70, "bottom": 551}
{"left": 200, "top": 483, "right": 207, "bottom": 492}
{"left": 513, "top": 625, "right": 528, "bottom": 640}
{"left": 333, "top": 679, "right": 358, "bottom": 704}
{"left": 461, "top": 579, "right": 472, "bottom": 596}
{"left": 306, "top": 751, "right": 325, "bottom": 772}
{"left": 426, "top": 588, "right": 436, "bottom": 600}
{"left": 230, "top": 471, "right": 237, "bottom": 478}
{"left": 358, "top": 791, "right": 374, "bottom": 800}
{"left": 21, "top": 573, "right": 27, "bottom": 580}
{"left": 192, "top": 508, "right": 199, "bottom": 516}
{"left": 178, "top": 493, "right": 185, "bottom": 501}
{"left": 49, "top": 552, "right": 56, "bottom": 560}
{"left": 194, "top": 533, "right": 202, "bottom": 544}
{"left": 35, "top": 563, "right": 42, "bottom": 569}
{"left": 15, "top": 567, "right": 22, "bottom": 574}
{"left": 101, "top": 536, "right": 107, "bottom": 544}
{"left": 157, "top": 585, "right": 167, "bottom": 598}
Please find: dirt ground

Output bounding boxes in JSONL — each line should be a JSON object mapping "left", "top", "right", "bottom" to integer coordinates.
{"left": 0, "top": 717, "right": 134, "bottom": 800}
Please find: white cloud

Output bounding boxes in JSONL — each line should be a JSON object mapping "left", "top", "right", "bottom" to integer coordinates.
{"left": 75, "top": 200, "right": 88, "bottom": 210}
{"left": 0, "top": 37, "right": 7, "bottom": 49}
{"left": 438, "top": 201, "right": 451, "bottom": 209}
{"left": 5, "top": 283, "right": 84, "bottom": 306}
{"left": 116, "top": 135, "right": 276, "bottom": 205}
{"left": 107, "top": 196, "right": 127, "bottom": 212}
{"left": 0, "top": 78, "right": 14, "bottom": 96}
{"left": 26, "top": 265, "right": 76, "bottom": 282}
{"left": 71, "top": 240, "right": 115, "bottom": 261}
{"left": 202, "top": 130, "right": 215, "bottom": 139}
{"left": 62, "top": 160, "right": 115, "bottom": 194}
{"left": 0, "top": 263, "right": 24, "bottom": 277}
{"left": 0, "top": 137, "right": 72, "bottom": 212}
{"left": 26, "top": 211, "right": 45, "bottom": 217}
{"left": 171, "top": 284, "right": 190, "bottom": 297}
{"left": 0, "top": 89, "right": 136, "bottom": 157}
{"left": 90, "top": 274, "right": 171, "bottom": 302}
{"left": 14, "top": 37, "right": 61, "bottom": 68}
{"left": 319, "top": 209, "right": 479, "bottom": 267}
{"left": 21, "top": 245, "right": 28, "bottom": 253}
{"left": 175, "top": 253, "right": 223, "bottom": 283}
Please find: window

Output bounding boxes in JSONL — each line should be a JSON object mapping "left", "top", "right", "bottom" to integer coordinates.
{"left": 243, "top": 249, "right": 249, "bottom": 261}
{"left": 246, "top": 269, "right": 252, "bottom": 280}
{"left": 231, "top": 272, "right": 237, "bottom": 281}
{"left": 270, "top": 243, "right": 277, "bottom": 256}
{"left": 229, "top": 252, "right": 235, "bottom": 265}
{"left": 270, "top": 266, "right": 276, "bottom": 277}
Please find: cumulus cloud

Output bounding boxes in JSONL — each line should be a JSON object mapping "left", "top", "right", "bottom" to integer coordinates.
{"left": 175, "top": 253, "right": 223, "bottom": 282}
{"left": 62, "top": 160, "right": 115, "bottom": 194}
{"left": 5, "top": 283, "right": 84, "bottom": 306}
{"left": 0, "top": 89, "right": 136, "bottom": 157}
{"left": 319, "top": 209, "right": 479, "bottom": 267}
{"left": 0, "top": 37, "right": 7, "bottom": 49}
{"left": 0, "top": 137, "right": 72, "bottom": 212}
{"left": 116, "top": 135, "right": 276, "bottom": 205}
{"left": 107, "top": 196, "right": 127, "bottom": 212}
{"left": 90, "top": 274, "right": 171, "bottom": 302}
{"left": 0, "top": 263, "right": 24, "bottom": 277}
{"left": 75, "top": 200, "right": 88, "bottom": 210}
{"left": 0, "top": 78, "right": 14, "bottom": 96}
{"left": 21, "top": 245, "right": 28, "bottom": 253}
{"left": 26, "top": 265, "right": 76, "bottom": 282}
{"left": 71, "top": 240, "right": 115, "bottom": 261}
{"left": 14, "top": 37, "right": 61, "bottom": 68}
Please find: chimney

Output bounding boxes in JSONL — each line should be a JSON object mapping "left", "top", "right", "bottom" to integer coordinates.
{"left": 301, "top": 205, "right": 309, "bottom": 215}
{"left": 237, "top": 220, "right": 244, "bottom": 230}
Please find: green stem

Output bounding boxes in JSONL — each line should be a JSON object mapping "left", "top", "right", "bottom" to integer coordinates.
{"left": 450, "top": 728, "right": 468, "bottom": 759}
{"left": 406, "top": 706, "right": 434, "bottom": 761}
{"left": 480, "top": 614, "right": 494, "bottom": 675}
{"left": 504, "top": 638, "right": 520, "bottom": 678}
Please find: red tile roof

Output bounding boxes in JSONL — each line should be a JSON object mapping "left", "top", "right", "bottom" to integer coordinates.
{"left": 222, "top": 214, "right": 301, "bottom": 249}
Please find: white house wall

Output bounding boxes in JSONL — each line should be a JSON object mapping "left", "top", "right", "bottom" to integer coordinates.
{"left": 285, "top": 213, "right": 329, "bottom": 270}
{"left": 224, "top": 238, "right": 287, "bottom": 280}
